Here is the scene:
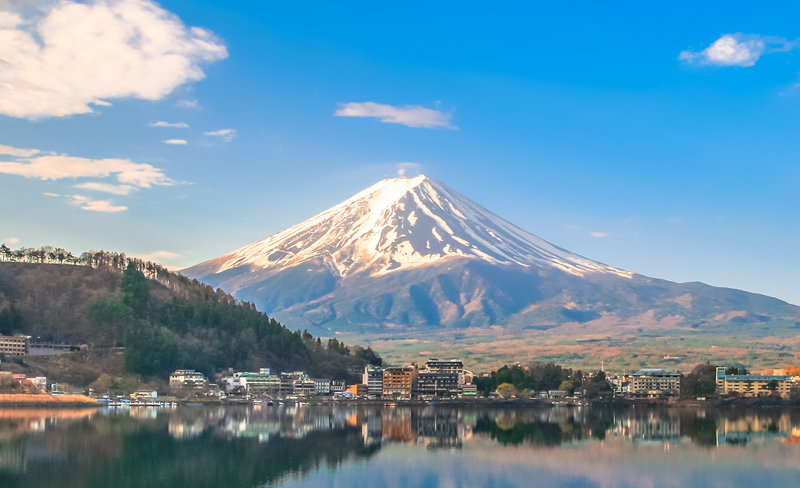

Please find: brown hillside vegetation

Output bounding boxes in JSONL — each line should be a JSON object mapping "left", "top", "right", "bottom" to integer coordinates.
{"left": 0, "top": 260, "right": 234, "bottom": 343}
{"left": 0, "top": 258, "right": 383, "bottom": 390}
{"left": 0, "top": 394, "right": 97, "bottom": 405}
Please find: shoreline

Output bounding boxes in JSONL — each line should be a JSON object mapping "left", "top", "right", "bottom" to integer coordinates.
{"left": 1, "top": 395, "right": 797, "bottom": 409}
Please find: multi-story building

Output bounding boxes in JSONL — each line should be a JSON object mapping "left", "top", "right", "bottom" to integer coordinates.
{"left": 416, "top": 358, "right": 463, "bottom": 397}
{"left": 607, "top": 373, "right": 631, "bottom": 396}
{"left": 223, "top": 371, "right": 280, "bottom": 394}
{"left": 330, "top": 380, "right": 346, "bottom": 393}
{"left": 630, "top": 369, "right": 681, "bottom": 397}
{"left": 716, "top": 367, "right": 791, "bottom": 398}
{"left": 0, "top": 335, "right": 30, "bottom": 357}
{"left": 363, "top": 366, "right": 383, "bottom": 397}
{"left": 383, "top": 366, "right": 417, "bottom": 398}
{"left": 169, "top": 370, "right": 206, "bottom": 390}
{"left": 293, "top": 379, "right": 316, "bottom": 397}
{"left": 280, "top": 372, "right": 308, "bottom": 395}
{"left": 312, "top": 378, "right": 331, "bottom": 395}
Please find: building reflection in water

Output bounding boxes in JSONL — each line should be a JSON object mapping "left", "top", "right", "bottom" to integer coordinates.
{"left": 0, "top": 405, "right": 799, "bottom": 485}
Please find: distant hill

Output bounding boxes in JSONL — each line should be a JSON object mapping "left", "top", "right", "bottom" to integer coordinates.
{"left": 0, "top": 253, "right": 381, "bottom": 382}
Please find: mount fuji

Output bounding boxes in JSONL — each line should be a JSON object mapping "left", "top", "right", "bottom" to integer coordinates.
{"left": 184, "top": 176, "right": 799, "bottom": 340}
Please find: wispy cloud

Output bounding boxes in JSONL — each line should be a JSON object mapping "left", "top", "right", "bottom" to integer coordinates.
{"left": 568, "top": 225, "right": 608, "bottom": 238}
{"left": 335, "top": 102, "right": 455, "bottom": 129}
{"left": 0, "top": 143, "right": 40, "bottom": 158}
{"left": 177, "top": 99, "right": 200, "bottom": 109}
{"left": 93, "top": 100, "right": 112, "bottom": 107}
{"left": 163, "top": 139, "right": 188, "bottom": 145}
{"left": 68, "top": 195, "right": 127, "bottom": 213}
{"left": 204, "top": 129, "right": 237, "bottom": 142}
{"left": 396, "top": 162, "right": 423, "bottom": 176}
{"left": 0, "top": 149, "right": 174, "bottom": 188}
{"left": 3, "top": 237, "right": 19, "bottom": 244}
{"left": 74, "top": 182, "right": 137, "bottom": 195}
{"left": 1, "top": 142, "right": 177, "bottom": 211}
{"left": 0, "top": 0, "right": 227, "bottom": 119}
{"left": 149, "top": 121, "right": 189, "bottom": 128}
{"left": 679, "top": 34, "right": 796, "bottom": 67}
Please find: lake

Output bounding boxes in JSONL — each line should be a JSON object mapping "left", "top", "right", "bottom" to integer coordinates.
{"left": 0, "top": 404, "right": 798, "bottom": 487}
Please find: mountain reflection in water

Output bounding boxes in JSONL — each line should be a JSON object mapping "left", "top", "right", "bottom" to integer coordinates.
{"left": 0, "top": 405, "right": 798, "bottom": 488}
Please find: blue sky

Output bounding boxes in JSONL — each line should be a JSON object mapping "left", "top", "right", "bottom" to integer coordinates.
{"left": 1, "top": 0, "right": 799, "bottom": 304}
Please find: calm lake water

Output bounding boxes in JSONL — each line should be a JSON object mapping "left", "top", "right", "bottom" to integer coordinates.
{"left": 0, "top": 404, "right": 798, "bottom": 487}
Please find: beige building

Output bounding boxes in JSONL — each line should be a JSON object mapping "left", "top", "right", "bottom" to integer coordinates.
{"left": 0, "top": 335, "right": 30, "bottom": 357}
{"left": 716, "top": 367, "right": 791, "bottom": 398}
{"left": 169, "top": 369, "right": 206, "bottom": 389}
{"left": 630, "top": 368, "right": 681, "bottom": 396}
{"left": 382, "top": 366, "right": 417, "bottom": 398}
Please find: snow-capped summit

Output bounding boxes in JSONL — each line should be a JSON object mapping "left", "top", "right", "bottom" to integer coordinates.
{"left": 184, "top": 176, "right": 798, "bottom": 334}
{"left": 192, "top": 175, "right": 632, "bottom": 282}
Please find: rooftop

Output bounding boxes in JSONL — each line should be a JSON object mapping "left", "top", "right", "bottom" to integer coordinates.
{"left": 632, "top": 369, "right": 680, "bottom": 376}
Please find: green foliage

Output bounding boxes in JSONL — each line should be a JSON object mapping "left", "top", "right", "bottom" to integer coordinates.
{"left": 681, "top": 363, "right": 719, "bottom": 398}
{"left": 88, "top": 266, "right": 376, "bottom": 380}
{"left": 497, "top": 383, "right": 517, "bottom": 398}
{"left": 0, "top": 304, "right": 23, "bottom": 335}
{"left": 122, "top": 263, "right": 150, "bottom": 317}
{"left": 354, "top": 346, "right": 382, "bottom": 366}
{"left": 582, "top": 372, "right": 612, "bottom": 398}
{"left": 483, "top": 362, "right": 576, "bottom": 394}
{"left": 766, "top": 379, "right": 779, "bottom": 392}
{"left": 326, "top": 338, "right": 349, "bottom": 355}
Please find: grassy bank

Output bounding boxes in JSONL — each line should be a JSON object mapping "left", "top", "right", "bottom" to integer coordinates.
{"left": 0, "top": 394, "right": 99, "bottom": 406}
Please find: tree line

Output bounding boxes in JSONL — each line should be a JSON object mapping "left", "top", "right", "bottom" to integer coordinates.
{"left": 0, "top": 243, "right": 245, "bottom": 305}
{"left": 473, "top": 363, "right": 613, "bottom": 398}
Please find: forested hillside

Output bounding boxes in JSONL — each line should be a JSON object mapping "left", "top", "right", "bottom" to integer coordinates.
{"left": 0, "top": 246, "right": 381, "bottom": 382}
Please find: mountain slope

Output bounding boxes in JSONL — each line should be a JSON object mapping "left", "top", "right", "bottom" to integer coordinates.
{"left": 184, "top": 176, "right": 800, "bottom": 335}
{"left": 0, "top": 260, "right": 380, "bottom": 384}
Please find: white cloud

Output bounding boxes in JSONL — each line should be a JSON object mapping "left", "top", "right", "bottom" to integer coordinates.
{"left": 4, "top": 237, "right": 19, "bottom": 244}
{"left": 0, "top": 0, "right": 228, "bottom": 119}
{"left": 0, "top": 151, "right": 174, "bottom": 187}
{"left": 204, "top": 128, "right": 236, "bottom": 142}
{"left": 68, "top": 194, "right": 127, "bottom": 213}
{"left": 590, "top": 232, "right": 608, "bottom": 238}
{"left": 177, "top": 99, "right": 200, "bottom": 109}
{"left": 149, "top": 121, "right": 189, "bottom": 128}
{"left": 679, "top": 34, "right": 795, "bottom": 67}
{"left": 396, "top": 162, "right": 422, "bottom": 176}
{"left": 74, "top": 182, "right": 137, "bottom": 195}
{"left": 43, "top": 192, "right": 60, "bottom": 197}
{"left": 0, "top": 143, "right": 39, "bottom": 157}
{"left": 335, "top": 102, "right": 455, "bottom": 129}
{"left": 93, "top": 100, "right": 112, "bottom": 107}
{"left": 163, "top": 139, "right": 188, "bottom": 145}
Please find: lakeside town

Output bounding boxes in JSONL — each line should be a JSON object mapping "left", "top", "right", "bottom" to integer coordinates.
{"left": 2, "top": 333, "right": 799, "bottom": 406}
